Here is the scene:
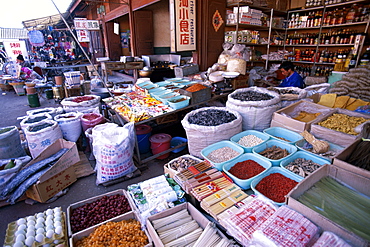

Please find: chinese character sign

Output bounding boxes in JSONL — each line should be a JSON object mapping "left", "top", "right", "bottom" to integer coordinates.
{"left": 76, "top": 30, "right": 90, "bottom": 42}
{"left": 74, "top": 19, "right": 100, "bottom": 30}
{"left": 3, "top": 41, "right": 29, "bottom": 62}
{"left": 171, "top": 0, "right": 196, "bottom": 52}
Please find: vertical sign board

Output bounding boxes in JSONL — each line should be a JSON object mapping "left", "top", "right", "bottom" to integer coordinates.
{"left": 170, "top": 0, "right": 196, "bottom": 52}
{"left": 3, "top": 40, "right": 29, "bottom": 61}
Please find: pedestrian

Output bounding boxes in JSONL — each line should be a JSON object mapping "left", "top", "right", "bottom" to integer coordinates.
{"left": 278, "top": 61, "right": 305, "bottom": 88}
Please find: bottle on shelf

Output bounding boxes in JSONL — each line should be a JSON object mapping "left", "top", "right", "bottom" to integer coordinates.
{"left": 334, "top": 49, "right": 345, "bottom": 71}
{"left": 337, "top": 8, "right": 346, "bottom": 25}
{"left": 346, "top": 4, "right": 357, "bottom": 24}
{"left": 331, "top": 9, "right": 339, "bottom": 26}
{"left": 344, "top": 47, "right": 355, "bottom": 71}
{"left": 359, "top": 47, "right": 370, "bottom": 67}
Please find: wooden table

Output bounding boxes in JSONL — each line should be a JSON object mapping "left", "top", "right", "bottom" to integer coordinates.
{"left": 100, "top": 61, "right": 144, "bottom": 84}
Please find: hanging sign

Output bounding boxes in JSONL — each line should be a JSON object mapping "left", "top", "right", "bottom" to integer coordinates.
{"left": 3, "top": 41, "right": 29, "bottom": 62}
{"left": 212, "top": 10, "right": 224, "bottom": 32}
{"left": 170, "top": 0, "right": 196, "bottom": 52}
{"left": 74, "top": 19, "right": 100, "bottom": 30}
{"left": 76, "top": 30, "right": 90, "bottom": 42}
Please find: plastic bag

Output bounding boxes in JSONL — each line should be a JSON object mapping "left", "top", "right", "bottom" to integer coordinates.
{"left": 0, "top": 126, "right": 27, "bottom": 159}
{"left": 54, "top": 112, "right": 83, "bottom": 142}
{"left": 0, "top": 156, "right": 31, "bottom": 191}
{"left": 24, "top": 120, "right": 63, "bottom": 158}
{"left": 248, "top": 69, "right": 262, "bottom": 87}
{"left": 92, "top": 122, "right": 137, "bottom": 185}
{"left": 20, "top": 113, "right": 53, "bottom": 131}
{"left": 217, "top": 43, "right": 234, "bottom": 64}
{"left": 61, "top": 95, "right": 101, "bottom": 113}
{"left": 226, "top": 87, "right": 281, "bottom": 131}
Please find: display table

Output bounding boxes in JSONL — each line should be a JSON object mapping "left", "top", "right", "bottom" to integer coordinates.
{"left": 100, "top": 61, "right": 144, "bottom": 83}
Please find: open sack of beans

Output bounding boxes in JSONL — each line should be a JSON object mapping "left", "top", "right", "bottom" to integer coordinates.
{"left": 226, "top": 87, "right": 281, "bottom": 131}
{"left": 181, "top": 107, "right": 242, "bottom": 158}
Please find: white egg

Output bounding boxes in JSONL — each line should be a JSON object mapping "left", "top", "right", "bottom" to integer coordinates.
{"left": 26, "top": 225, "right": 35, "bottom": 232}
{"left": 46, "top": 225, "right": 54, "bottom": 231}
{"left": 17, "top": 218, "right": 26, "bottom": 225}
{"left": 46, "top": 215, "right": 53, "bottom": 221}
{"left": 54, "top": 211, "right": 62, "bottom": 218}
{"left": 36, "top": 217, "right": 45, "bottom": 224}
{"left": 15, "top": 229, "right": 25, "bottom": 237}
{"left": 45, "top": 209, "right": 53, "bottom": 216}
{"left": 45, "top": 229, "right": 54, "bottom": 238}
{"left": 13, "top": 242, "right": 24, "bottom": 247}
{"left": 26, "top": 220, "right": 35, "bottom": 226}
{"left": 36, "top": 213, "right": 44, "bottom": 219}
{"left": 25, "top": 230, "right": 35, "bottom": 238}
{"left": 43, "top": 244, "right": 51, "bottom": 247}
{"left": 26, "top": 216, "right": 35, "bottom": 222}
{"left": 53, "top": 239, "right": 60, "bottom": 244}
{"left": 45, "top": 219, "right": 53, "bottom": 226}
{"left": 25, "top": 236, "right": 35, "bottom": 246}
{"left": 36, "top": 228, "right": 45, "bottom": 234}
{"left": 53, "top": 207, "right": 61, "bottom": 212}
{"left": 15, "top": 233, "right": 26, "bottom": 243}
{"left": 53, "top": 221, "right": 62, "bottom": 227}
{"left": 54, "top": 216, "right": 62, "bottom": 222}
{"left": 35, "top": 223, "right": 44, "bottom": 229}
{"left": 35, "top": 233, "right": 44, "bottom": 243}
{"left": 17, "top": 224, "right": 27, "bottom": 231}
{"left": 54, "top": 226, "right": 62, "bottom": 235}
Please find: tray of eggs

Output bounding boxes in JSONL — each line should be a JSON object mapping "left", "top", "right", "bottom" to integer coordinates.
{"left": 4, "top": 207, "right": 67, "bottom": 247}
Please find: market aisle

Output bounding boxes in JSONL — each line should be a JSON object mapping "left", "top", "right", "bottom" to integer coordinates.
{"left": 0, "top": 89, "right": 179, "bottom": 244}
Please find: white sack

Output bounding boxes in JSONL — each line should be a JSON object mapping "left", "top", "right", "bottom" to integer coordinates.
{"left": 226, "top": 87, "right": 281, "bottom": 131}
{"left": 92, "top": 122, "right": 137, "bottom": 185}
{"left": 0, "top": 156, "right": 31, "bottom": 191}
{"left": 61, "top": 95, "right": 101, "bottom": 113}
{"left": 20, "top": 113, "right": 53, "bottom": 131}
{"left": 54, "top": 112, "right": 83, "bottom": 142}
{"left": 25, "top": 120, "right": 63, "bottom": 158}
{"left": 26, "top": 107, "right": 63, "bottom": 118}
{"left": 181, "top": 107, "right": 243, "bottom": 158}
{"left": 0, "top": 126, "right": 27, "bottom": 159}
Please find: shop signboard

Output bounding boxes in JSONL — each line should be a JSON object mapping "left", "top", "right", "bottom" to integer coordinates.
{"left": 170, "top": 0, "right": 196, "bottom": 52}
{"left": 74, "top": 19, "right": 100, "bottom": 30}
{"left": 76, "top": 30, "right": 90, "bottom": 42}
{"left": 3, "top": 40, "right": 29, "bottom": 61}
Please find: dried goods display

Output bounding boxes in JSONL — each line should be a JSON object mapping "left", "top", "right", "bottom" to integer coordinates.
{"left": 301, "top": 131, "right": 329, "bottom": 153}
{"left": 167, "top": 156, "right": 201, "bottom": 173}
{"left": 4, "top": 207, "right": 67, "bottom": 247}
{"left": 318, "top": 113, "right": 368, "bottom": 135}
{"left": 237, "top": 134, "right": 264, "bottom": 147}
{"left": 23, "top": 115, "right": 49, "bottom": 124}
{"left": 346, "top": 122, "right": 370, "bottom": 171}
{"left": 298, "top": 176, "right": 370, "bottom": 241}
{"left": 75, "top": 219, "right": 148, "bottom": 247}
{"left": 185, "top": 84, "right": 207, "bottom": 92}
{"left": 28, "top": 122, "right": 54, "bottom": 132}
{"left": 251, "top": 206, "right": 319, "bottom": 247}
{"left": 317, "top": 93, "right": 369, "bottom": 110}
{"left": 284, "top": 158, "right": 321, "bottom": 177}
{"left": 103, "top": 91, "right": 174, "bottom": 122}
{"left": 258, "top": 145, "right": 290, "bottom": 160}
{"left": 174, "top": 162, "right": 213, "bottom": 187}
{"left": 329, "top": 67, "right": 370, "bottom": 101}
{"left": 293, "top": 111, "right": 321, "bottom": 122}
{"left": 71, "top": 96, "right": 95, "bottom": 103}
{"left": 255, "top": 173, "right": 298, "bottom": 203}
{"left": 187, "top": 109, "right": 237, "bottom": 126}
{"left": 70, "top": 194, "right": 132, "bottom": 233}
{"left": 228, "top": 160, "right": 266, "bottom": 179}
{"left": 231, "top": 91, "right": 274, "bottom": 101}
{"left": 191, "top": 176, "right": 234, "bottom": 201}
{"left": 201, "top": 184, "right": 242, "bottom": 207}
{"left": 206, "top": 146, "right": 240, "bottom": 163}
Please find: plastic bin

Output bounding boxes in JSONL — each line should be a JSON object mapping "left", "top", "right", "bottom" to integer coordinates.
{"left": 135, "top": 124, "right": 152, "bottom": 154}
{"left": 251, "top": 167, "right": 303, "bottom": 206}
{"left": 295, "top": 139, "right": 344, "bottom": 162}
{"left": 150, "top": 133, "right": 172, "bottom": 159}
{"left": 230, "top": 130, "right": 270, "bottom": 153}
{"left": 201, "top": 140, "right": 244, "bottom": 171}
{"left": 263, "top": 127, "right": 303, "bottom": 144}
{"left": 252, "top": 139, "right": 297, "bottom": 166}
{"left": 280, "top": 151, "right": 331, "bottom": 178}
{"left": 154, "top": 81, "right": 170, "bottom": 87}
{"left": 223, "top": 153, "right": 272, "bottom": 189}
{"left": 167, "top": 95, "right": 190, "bottom": 110}
{"left": 170, "top": 136, "right": 188, "bottom": 153}
{"left": 158, "top": 92, "right": 178, "bottom": 105}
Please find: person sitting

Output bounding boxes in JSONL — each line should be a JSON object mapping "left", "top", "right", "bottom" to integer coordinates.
{"left": 278, "top": 61, "right": 305, "bottom": 88}
{"left": 16, "top": 54, "right": 31, "bottom": 68}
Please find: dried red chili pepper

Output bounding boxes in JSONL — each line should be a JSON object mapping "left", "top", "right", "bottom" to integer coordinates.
{"left": 229, "top": 159, "right": 265, "bottom": 179}
{"left": 255, "top": 173, "right": 298, "bottom": 203}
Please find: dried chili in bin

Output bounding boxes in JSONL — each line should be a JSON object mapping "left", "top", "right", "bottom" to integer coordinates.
{"left": 255, "top": 173, "right": 298, "bottom": 203}
{"left": 229, "top": 160, "right": 265, "bottom": 179}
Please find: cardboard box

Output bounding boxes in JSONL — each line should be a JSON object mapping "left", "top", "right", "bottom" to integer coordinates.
{"left": 163, "top": 154, "right": 203, "bottom": 179}
{"left": 270, "top": 100, "right": 334, "bottom": 133}
{"left": 287, "top": 165, "right": 370, "bottom": 247}
{"left": 231, "top": 74, "right": 249, "bottom": 89}
{"left": 70, "top": 211, "right": 152, "bottom": 247}
{"left": 66, "top": 189, "right": 136, "bottom": 237}
{"left": 146, "top": 202, "right": 210, "bottom": 247}
{"left": 177, "top": 84, "right": 212, "bottom": 105}
{"left": 310, "top": 108, "right": 370, "bottom": 147}
{"left": 25, "top": 139, "right": 80, "bottom": 203}
{"left": 333, "top": 139, "right": 370, "bottom": 178}
{"left": 289, "top": 0, "right": 305, "bottom": 9}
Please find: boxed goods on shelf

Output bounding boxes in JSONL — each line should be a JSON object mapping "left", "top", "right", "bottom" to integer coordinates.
{"left": 287, "top": 164, "right": 370, "bottom": 247}
{"left": 25, "top": 139, "right": 80, "bottom": 203}
{"left": 270, "top": 100, "right": 334, "bottom": 133}
{"left": 66, "top": 189, "right": 135, "bottom": 236}
{"left": 310, "top": 108, "right": 370, "bottom": 147}
{"left": 70, "top": 211, "right": 152, "bottom": 247}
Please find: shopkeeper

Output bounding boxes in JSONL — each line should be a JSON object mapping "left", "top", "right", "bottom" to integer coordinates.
{"left": 16, "top": 54, "right": 31, "bottom": 68}
{"left": 278, "top": 61, "right": 305, "bottom": 89}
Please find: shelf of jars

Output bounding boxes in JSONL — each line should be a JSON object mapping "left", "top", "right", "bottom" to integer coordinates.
{"left": 285, "top": 44, "right": 356, "bottom": 47}
{"left": 292, "top": 0, "right": 368, "bottom": 12}
{"left": 288, "top": 21, "right": 369, "bottom": 30}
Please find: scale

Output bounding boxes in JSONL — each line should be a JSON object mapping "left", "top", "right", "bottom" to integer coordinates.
{"left": 213, "top": 72, "right": 240, "bottom": 94}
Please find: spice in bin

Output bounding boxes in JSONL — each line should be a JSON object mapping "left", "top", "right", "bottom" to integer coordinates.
{"left": 228, "top": 160, "right": 266, "bottom": 180}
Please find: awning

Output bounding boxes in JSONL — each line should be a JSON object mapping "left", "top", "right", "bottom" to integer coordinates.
{"left": 22, "top": 13, "right": 72, "bottom": 31}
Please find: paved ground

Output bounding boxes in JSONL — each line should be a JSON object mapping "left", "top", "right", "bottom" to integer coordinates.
{"left": 0, "top": 85, "right": 183, "bottom": 244}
